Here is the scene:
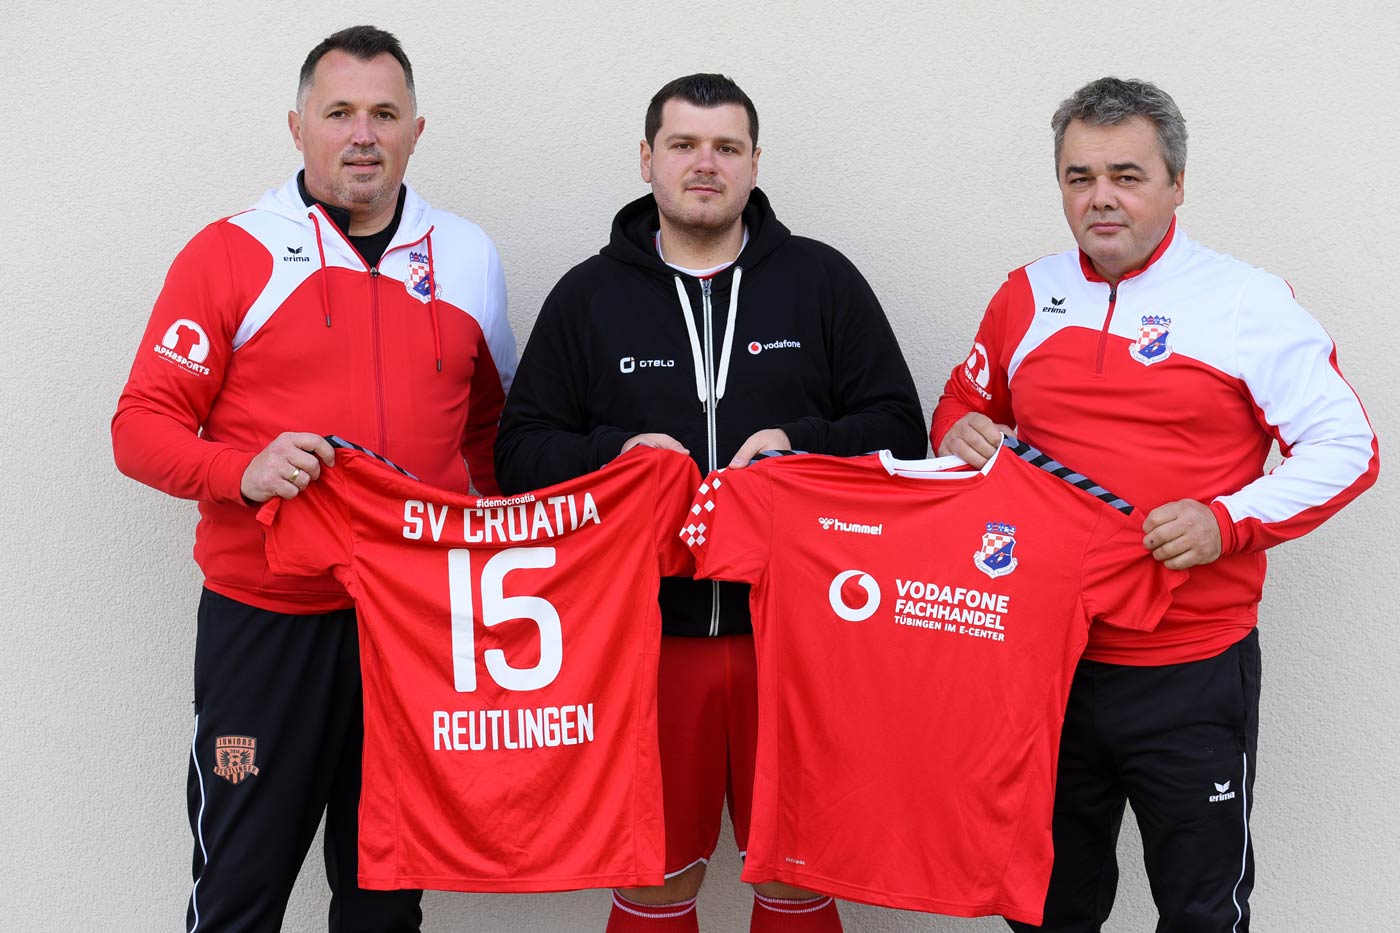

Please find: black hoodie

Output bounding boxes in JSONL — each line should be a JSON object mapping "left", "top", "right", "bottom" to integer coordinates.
{"left": 496, "top": 188, "right": 925, "bottom": 636}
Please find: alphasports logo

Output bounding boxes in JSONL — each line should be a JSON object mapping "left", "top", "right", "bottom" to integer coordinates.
{"left": 154, "top": 318, "right": 212, "bottom": 376}
{"left": 1040, "top": 296, "right": 1067, "bottom": 314}
{"left": 282, "top": 245, "right": 311, "bottom": 262}
{"left": 961, "top": 342, "right": 992, "bottom": 400}
{"left": 973, "top": 521, "right": 1018, "bottom": 579}
{"left": 818, "top": 516, "right": 883, "bottom": 536}
{"left": 1209, "top": 781, "right": 1237, "bottom": 803}
{"left": 1129, "top": 314, "right": 1173, "bottom": 366}
{"left": 619, "top": 356, "right": 677, "bottom": 373}
{"left": 748, "top": 338, "right": 802, "bottom": 355}
{"left": 828, "top": 570, "right": 881, "bottom": 622}
{"left": 213, "top": 735, "right": 260, "bottom": 785}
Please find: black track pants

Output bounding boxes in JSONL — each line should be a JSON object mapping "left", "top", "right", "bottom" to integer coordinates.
{"left": 185, "top": 589, "right": 422, "bottom": 932}
{"left": 1008, "top": 630, "right": 1260, "bottom": 933}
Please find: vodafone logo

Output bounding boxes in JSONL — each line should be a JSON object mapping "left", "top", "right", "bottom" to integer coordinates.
{"left": 828, "top": 570, "right": 881, "bottom": 622}
{"left": 748, "top": 338, "right": 802, "bottom": 356}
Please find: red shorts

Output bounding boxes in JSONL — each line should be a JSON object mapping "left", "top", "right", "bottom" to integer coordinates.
{"left": 657, "top": 634, "right": 759, "bottom": 876}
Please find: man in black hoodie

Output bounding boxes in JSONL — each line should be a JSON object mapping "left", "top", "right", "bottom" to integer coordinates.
{"left": 496, "top": 74, "right": 925, "bottom": 933}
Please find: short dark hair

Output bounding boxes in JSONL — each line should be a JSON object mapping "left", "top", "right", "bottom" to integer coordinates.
{"left": 1052, "top": 76, "right": 1187, "bottom": 179}
{"left": 645, "top": 73, "right": 758, "bottom": 148}
{"left": 297, "top": 25, "right": 416, "bottom": 113}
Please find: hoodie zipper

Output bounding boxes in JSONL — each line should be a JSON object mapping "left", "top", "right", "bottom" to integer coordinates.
{"left": 1095, "top": 283, "right": 1118, "bottom": 375}
{"left": 369, "top": 266, "right": 388, "bottom": 451}
{"left": 700, "top": 278, "right": 722, "bottom": 636}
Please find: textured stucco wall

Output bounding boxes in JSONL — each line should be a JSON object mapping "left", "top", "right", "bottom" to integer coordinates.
{"left": 4, "top": 1, "right": 1396, "bottom": 930}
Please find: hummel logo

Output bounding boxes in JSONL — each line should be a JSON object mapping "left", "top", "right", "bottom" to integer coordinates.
{"left": 1039, "top": 296, "right": 1067, "bottom": 314}
{"left": 283, "top": 245, "right": 311, "bottom": 262}
{"left": 818, "top": 516, "right": 883, "bottom": 536}
{"left": 1209, "top": 780, "right": 1237, "bottom": 803}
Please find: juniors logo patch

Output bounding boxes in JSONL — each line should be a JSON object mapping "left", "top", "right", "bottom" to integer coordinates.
{"left": 828, "top": 570, "right": 881, "bottom": 622}
{"left": 406, "top": 250, "right": 436, "bottom": 302}
{"left": 973, "top": 521, "right": 1018, "bottom": 579}
{"left": 213, "top": 735, "right": 260, "bottom": 785}
{"left": 1129, "top": 315, "right": 1173, "bottom": 366}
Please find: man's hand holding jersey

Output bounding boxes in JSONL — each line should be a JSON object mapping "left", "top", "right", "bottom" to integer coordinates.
{"left": 240, "top": 432, "right": 335, "bottom": 503}
{"left": 936, "top": 412, "right": 1015, "bottom": 468}
{"left": 1142, "top": 499, "right": 1223, "bottom": 570}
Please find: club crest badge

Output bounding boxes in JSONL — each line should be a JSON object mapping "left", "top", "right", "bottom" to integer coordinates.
{"left": 213, "top": 735, "right": 261, "bottom": 785}
{"left": 406, "top": 250, "right": 436, "bottom": 302}
{"left": 974, "top": 521, "right": 1018, "bottom": 579}
{"left": 1129, "top": 314, "right": 1173, "bottom": 366}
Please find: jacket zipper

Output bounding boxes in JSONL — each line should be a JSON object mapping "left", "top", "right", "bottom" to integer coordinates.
{"left": 370, "top": 266, "right": 388, "bottom": 452}
{"left": 1095, "top": 283, "right": 1118, "bottom": 375}
{"left": 701, "top": 278, "right": 721, "bottom": 637}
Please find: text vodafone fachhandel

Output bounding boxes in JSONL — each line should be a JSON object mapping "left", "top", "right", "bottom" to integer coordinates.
{"left": 891, "top": 579, "right": 1011, "bottom": 640}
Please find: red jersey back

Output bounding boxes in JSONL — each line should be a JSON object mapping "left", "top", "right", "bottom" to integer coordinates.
{"left": 260, "top": 444, "right": 699, "bottom": 892}
{"left": 684, "top": 440, "right": 1184, "bottom": 923}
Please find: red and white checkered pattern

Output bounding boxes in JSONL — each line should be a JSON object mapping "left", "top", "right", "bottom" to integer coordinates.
{"left": 680, "top": 473, "right": 724, "bottom": 548}
{"left": 980, "top": 532, "right": 1014, "bottom": 557}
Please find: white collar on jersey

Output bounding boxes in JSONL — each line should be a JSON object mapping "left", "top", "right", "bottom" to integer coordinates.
{"left": 878, "top": 437, "right": 1005, "bottom": 479}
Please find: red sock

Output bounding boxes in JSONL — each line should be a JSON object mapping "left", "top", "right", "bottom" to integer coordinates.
{"left": 605, "top": 892, "right": 700, "bottom": 933}
{"left": 750, "top": 892, "right": 843, "bottom": 932}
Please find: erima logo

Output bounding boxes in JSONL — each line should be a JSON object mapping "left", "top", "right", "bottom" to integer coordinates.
{"left": 1040, "top": 296, "right": 1067, "bottom": 313}
{"left": 153, "top": 318, "right": 212, "bottom": 376}
{"left": 619, "top": 357, "right": 677, "bottom": 373}
{"left": 748, "top": 339, "right": 802, "bottom": 355}
{"left": 1209, "top": 781, "right": 1237, "bottom": 803}
{"left": 828, "top": 570, "right": 880, "bottom": 622}
{"left": 818, "top": 516, "right": 884, "bottom": 536}
{"left": 282, "top": 245, "right": 311, "bottom": 262}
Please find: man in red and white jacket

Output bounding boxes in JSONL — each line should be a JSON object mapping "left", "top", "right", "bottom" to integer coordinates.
{"left": 933, "top": 77, "right": 1377, "bottom": 933}
{"left": 111, "top": 25, "right": 515, "bottom": 933}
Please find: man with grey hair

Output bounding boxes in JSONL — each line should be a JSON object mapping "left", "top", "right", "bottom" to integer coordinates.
{"left": 112, "top": 24, "right": 515, "bottom": 931}
{"left": 932, "top": 76, "right": 1377, "bottom": 930}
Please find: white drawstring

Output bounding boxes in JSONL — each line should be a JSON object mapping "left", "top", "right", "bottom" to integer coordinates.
{"left": 714, "top": 266, "right": 741, "bottom": 400}
{"left": 673, "top": 276, "right": 709, "bottom": 407}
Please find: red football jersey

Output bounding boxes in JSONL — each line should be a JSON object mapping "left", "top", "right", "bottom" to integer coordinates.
{"left": 684, "top": 440, "right": 1185, "bottom": 923}
{"left": 258, "top": 444, "right": 699, "bottom": 892}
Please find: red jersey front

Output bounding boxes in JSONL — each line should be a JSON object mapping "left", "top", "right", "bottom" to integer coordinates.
{"left": 259, "top": 444, "right": 699, "bottom": 892}
{"left": 684, "top": 441, "right": 1184, "bottom": 923}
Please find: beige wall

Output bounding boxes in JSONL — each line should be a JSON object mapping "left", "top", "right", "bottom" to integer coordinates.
{"left": 5, "top": 1, "right": 1396, "bottom": 930}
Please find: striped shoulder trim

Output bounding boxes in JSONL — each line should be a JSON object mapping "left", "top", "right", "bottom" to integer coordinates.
{"left": 325, "top": 435, "right": 419, "bottom": 480}
{"left": 1004, "top": 438, "right": 1133, "bottom": 515}
{"left": 750, "top": 448, "right": 805, "bottom": 462}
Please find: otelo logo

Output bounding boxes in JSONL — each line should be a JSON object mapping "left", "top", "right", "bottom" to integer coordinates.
{"left": 828, "top": 570, "right": 880, "bottom": 622}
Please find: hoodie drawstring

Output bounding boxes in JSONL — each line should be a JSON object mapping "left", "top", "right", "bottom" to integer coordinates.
{"left": 714, "top": 266, "right": 741, "bottom": 401}
{"left": 673, "top": 276, "right": 708, "bottom": 407}
{"left": 425, "top": 231, "right": 442, "bottom": 372}
{"left": 672, "top": 268, "right": 744, "bottom": 408}
{"left": 309, "top": 211, "right": 333, "bottom": 327}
